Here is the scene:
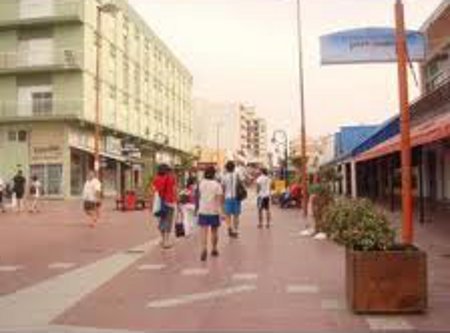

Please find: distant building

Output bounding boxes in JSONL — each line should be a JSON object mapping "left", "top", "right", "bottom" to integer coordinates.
{"left": 239, "top": 105, "right": 268, "bottom": 166}
{"left": 192, "top": 99, "right": 241, "bottom": 167}
{"left": 192, "top": 99, "right": 268, "bottom": 167}
{"left": 0, "top": 0, "right": 193, "bottom": 198}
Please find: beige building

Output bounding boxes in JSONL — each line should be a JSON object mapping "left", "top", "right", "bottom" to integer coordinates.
{"left": 0, "top": 0, "right": 193, "bottom": 198}
{"left": 239, "top": 105, "right": 268, "bottom": 166}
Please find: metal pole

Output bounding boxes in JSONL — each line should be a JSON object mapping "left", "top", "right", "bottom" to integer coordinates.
{"left": 297, "top": 0, "right": 308, "bottom": 217}
{"left": 285, "top": 144, "right": 289, "bottom": 185}
{"left": 94, "top": 7, "right": 102, "bottom": 177}
{"left": 395, "top": 0, "right": 413, "bottom": 245}
{"left": 216, "top": 122, "right": 220, "bottom": 167}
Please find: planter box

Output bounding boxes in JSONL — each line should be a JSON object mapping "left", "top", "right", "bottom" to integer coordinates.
{"left": 346, "top": 248, "right": 427, "bottom": 313}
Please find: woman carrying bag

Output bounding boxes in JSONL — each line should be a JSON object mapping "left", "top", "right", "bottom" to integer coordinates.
{"left": 152, "top": 164, "right": 177, "bottom": 249}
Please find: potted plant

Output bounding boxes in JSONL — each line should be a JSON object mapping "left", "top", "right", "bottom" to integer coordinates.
{"left": 324, "top": 198, "right": 427, "bottom": 313}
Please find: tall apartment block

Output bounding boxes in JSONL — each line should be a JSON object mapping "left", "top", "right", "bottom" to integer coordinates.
{"left": 0, "top": 0, "right": 193, "bottom": 198}
{"left": 239, "top": 105, "right": 268, "bottom": 166}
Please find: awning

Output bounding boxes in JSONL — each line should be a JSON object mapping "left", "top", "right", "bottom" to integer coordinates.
{"left": 70, "top": 145, "right": 127, "bottom": 162}
{"left": 356, "top": 111, "right": 450, "bottom": 162}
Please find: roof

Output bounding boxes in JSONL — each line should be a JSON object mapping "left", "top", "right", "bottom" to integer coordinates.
{"left": 420, "top": 0, "right": 450, "bottom": 32}
{"left": 357, "top": 111, "right": 450, "bottom": 162}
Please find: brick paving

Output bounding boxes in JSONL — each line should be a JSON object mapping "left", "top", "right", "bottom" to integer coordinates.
{"left": 0, "top": 200, "right": 156, "bottom": 296}
{"left": 0, "top": 199, "right": 449, "bottom": 331}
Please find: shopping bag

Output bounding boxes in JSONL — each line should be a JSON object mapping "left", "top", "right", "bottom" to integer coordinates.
{"left": 152, "top": 193, "right": 169, "bottom": 218}
{"left": 175, "top": 222, "right": 185, "bottom": 238}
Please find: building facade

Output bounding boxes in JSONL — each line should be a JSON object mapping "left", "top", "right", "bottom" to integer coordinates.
{"left": 325, "top": 1, "right": 450, "bottom": 221}
{"left": 0, "top": 0, "right": 193, "bottom": 198}
{"left": 239, "top": 105, "right": 268, "bottom": 166}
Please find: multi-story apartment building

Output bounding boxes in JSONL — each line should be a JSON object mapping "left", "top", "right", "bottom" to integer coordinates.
{"left": 420, "top": 0, "right": 450, "bottom": 93}
{"left": 0, "top": 0, "right": 193, "bottom": 198}
{"left": 239, "top": 105, "right": 268, "bottom": 166}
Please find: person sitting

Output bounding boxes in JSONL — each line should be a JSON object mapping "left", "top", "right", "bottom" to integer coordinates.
{"left": 280, "top": 183, "right": 301, "bottom": 208}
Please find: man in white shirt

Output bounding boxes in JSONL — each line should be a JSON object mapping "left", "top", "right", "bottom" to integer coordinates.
{"left": 82, "top": 171, "right": 102, "bottom": 228}
{"left": 256, "top": 168, "right": 272, "bottom": 229}
{"left": 0, "top": 176, "right": 5, "bottom": 213}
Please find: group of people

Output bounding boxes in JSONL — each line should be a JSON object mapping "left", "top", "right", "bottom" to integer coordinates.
{"left": 0, "top": 170, "right": 42, "bottom": 214}
{"left": 151, "top": 161, "right": 272, "bottom": 262}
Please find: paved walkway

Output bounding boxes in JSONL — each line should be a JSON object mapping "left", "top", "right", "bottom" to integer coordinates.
{"left": 0, "top": 200, "right": 449, "bottom": 332}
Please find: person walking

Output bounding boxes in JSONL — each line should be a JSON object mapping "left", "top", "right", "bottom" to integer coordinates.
{"left": 180, "top": 175, "right": 197, "bottom": 236}
{"left": 197, "top": 166, "right": 223, "bottom": 261}
{"left": 256, "top": 168, "right": 272, "bottom": 229}
{"left": 12, "top": 170, "right": 26, "bottom": 213}
{"left": 28, "top": 175, "right": 42, "bottom": 213}
{"left": 222, "top": 161, "right": 245, "bottom": 238}
{"left": 152, "top": 164, "right": 177, "bottom": 249}
{"left": 82, "top": 171, "right": 102, "bottom": 228}
{"left": 0, "top": 175, "right": 6, "bottom": 213}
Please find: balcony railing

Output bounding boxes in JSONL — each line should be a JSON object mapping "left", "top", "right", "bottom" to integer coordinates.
{"left": 0, "top": 49, "right": 83, "bottom": 74}
{"left": 0, "top": 99, "right": 83, "bottom": 121}
{"left": 0, "top": 0, "right": 83, "bottom": 28}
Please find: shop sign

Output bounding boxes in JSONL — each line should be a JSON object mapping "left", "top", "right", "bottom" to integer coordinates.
{"left": 31, "top": 144, "right": 63, "bottom": 163}
{"left": 105, "top": 136, "right": 122, "bottom": 156}
{"left": 320, "top": 27, "right": 425, "bottom": 65}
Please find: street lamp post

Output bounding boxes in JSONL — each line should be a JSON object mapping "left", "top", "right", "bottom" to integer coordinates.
{"left": 94, "top": 2, "right": 119, "bottom": 177}
{"left": 296, "top": 0, "right": 308, "bottom": 218}
{"left": 395, "top": 0, "right": 413, "bottom": 245}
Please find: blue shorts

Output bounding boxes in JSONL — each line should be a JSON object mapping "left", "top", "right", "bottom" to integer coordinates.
{"left": 198, "top": 214, "right": 221, "bottom": 228}
{"left": 224, "top": 198, "right": 241, "bottom": 216}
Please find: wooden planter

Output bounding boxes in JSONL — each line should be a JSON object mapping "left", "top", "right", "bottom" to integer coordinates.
{"left": 346, "top": 248, "right": 427, "bottom": 313}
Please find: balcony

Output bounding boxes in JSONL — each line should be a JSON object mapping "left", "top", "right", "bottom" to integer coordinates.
{"left": 0, "top": 99, "right": 83, "bottom": 123}
{"left": 0, "top": 49, "right": 83, "bottom": 74}
{"left": 0, "top": 0, "right": 83, "bottom": 30}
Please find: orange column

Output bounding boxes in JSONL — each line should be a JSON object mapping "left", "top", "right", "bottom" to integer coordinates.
{"left": 395, "top": 0, "right": 413, "bottom": 244}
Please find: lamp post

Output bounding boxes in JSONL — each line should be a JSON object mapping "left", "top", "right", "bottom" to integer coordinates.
{"left": 94, "top": 2, "right": 119, "bottom": 176}
{"left": 395, "top": 0, "right": 413, "bottom": 245}
{"left": 296, "top": 0, "right": 308, "bottom": 218}
{"left": 272, "top": 130, "right": 289, "bottom": 185}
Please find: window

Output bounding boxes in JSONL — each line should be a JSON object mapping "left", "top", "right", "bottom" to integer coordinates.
{"left": 8, "top": 131, "right": 17, "bottom": 142}
{"left": 18, "top": 130, "right": 27, "bottom": 142}
{"left": 32, "top": 92, "right": 52, "bottom": 115}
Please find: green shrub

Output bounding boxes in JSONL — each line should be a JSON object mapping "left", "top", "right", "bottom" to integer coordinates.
{"left": 310, "top": 184, "right": 334, "bottom": 233}
{"left": 324, "top": 198, "right": 395, "bottom": 251}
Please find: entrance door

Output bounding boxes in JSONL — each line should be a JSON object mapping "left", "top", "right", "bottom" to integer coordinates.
{"left": 444, "top": 151, "right": 450, "bottom": 201}
{"left": 427, "top": 151, "right": 437, "bottom": 201}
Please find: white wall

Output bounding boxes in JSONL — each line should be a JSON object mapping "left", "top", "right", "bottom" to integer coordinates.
{"left": 20, "top": 0, "right": 54, "bottom": 19}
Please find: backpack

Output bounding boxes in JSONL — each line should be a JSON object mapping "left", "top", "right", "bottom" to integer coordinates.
{"left": 236, "top": 177, "right": 247, "bottom": 201}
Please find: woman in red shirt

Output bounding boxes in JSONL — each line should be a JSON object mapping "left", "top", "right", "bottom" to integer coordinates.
{"left": 152, "top": 164, "right": 177, "bottom": 249}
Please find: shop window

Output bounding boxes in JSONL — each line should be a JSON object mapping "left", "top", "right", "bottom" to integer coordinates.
{"left": 30, "top": 164, "right": 63, "bottom": 196}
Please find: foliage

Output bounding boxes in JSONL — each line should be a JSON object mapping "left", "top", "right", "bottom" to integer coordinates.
{"left": 324, "top": 198, "right": 396, "bottom": 251}
{"left": 310, "top": 183, "right": 334, "bottom": 232}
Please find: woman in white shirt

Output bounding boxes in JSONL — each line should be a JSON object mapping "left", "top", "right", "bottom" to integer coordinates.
{"left": 82, "top": 171, "right": 102, "bottom": 228}
{"left": 28, "top": 175, "right": 42, "bottom": 213}
{"left": 197, "top": 166, "right": 224, "bottom": 262}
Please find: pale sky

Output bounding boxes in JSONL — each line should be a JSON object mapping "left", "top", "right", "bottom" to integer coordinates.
{"left": 129, "top": 0, "right": 442, "bottom": 138}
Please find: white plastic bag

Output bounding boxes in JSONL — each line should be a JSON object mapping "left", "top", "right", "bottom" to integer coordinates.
{"left": 152, "top": 193, "right": 162, "bottom": 216}
{"left": 10, "top": 193, "right": 17, "bottom": 209}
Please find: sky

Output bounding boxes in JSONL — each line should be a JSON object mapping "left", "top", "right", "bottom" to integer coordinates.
{"left": 129, "top": 0, "right": 443, "bottom": 138}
